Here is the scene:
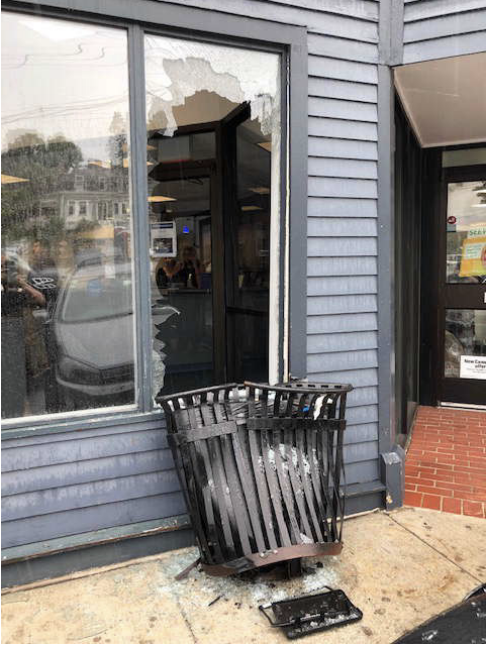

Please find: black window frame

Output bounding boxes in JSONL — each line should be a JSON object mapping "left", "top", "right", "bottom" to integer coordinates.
{"left": 1, "top": 0, "right": 308, "bottom": 439}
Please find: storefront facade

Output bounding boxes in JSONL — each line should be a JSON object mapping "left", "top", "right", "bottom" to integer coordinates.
{"left": 2, "top": 0, "right": 485, "bottom": 586}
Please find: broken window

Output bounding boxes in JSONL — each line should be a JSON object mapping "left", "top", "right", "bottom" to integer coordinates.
{"left": 145, "top": 35, "right": 282, "bottom": 396}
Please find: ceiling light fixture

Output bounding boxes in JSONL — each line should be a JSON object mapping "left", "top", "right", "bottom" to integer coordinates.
{"left": 1, "top": 174, "right": 29, "bottom": 184}
{"left": 257, "top": 141, "right": 272, "bottom": 152}
{"left": 148, "top": 195, "right": 176, "bottom": 202}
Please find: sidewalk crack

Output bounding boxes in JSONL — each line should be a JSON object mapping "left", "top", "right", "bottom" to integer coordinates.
{"left": 386, "top": 512, "right": 483, "bottom": 584}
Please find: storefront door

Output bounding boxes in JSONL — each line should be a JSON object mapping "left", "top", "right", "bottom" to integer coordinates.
{"left": 440, "top": 166, "right": 486, "bottom": 405}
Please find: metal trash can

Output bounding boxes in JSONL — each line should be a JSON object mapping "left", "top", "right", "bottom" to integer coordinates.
{"left": 158, "top": 380, "right": 352, "bottom": 576}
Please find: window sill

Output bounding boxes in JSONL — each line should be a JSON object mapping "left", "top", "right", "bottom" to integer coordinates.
{"left": 1, "top": 407, "right": 164, "bottom": 442}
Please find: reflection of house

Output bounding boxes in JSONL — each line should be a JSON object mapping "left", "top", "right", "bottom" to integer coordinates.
{"left": 45, "top": 164, "right": 130, "bottom": 229}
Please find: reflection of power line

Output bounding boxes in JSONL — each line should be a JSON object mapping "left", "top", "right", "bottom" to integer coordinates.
{"left": 2, "top": 95, "right": 129, "bottom": 124}
{"left": 2, "top": 41, "right": 127, "bottom": 69}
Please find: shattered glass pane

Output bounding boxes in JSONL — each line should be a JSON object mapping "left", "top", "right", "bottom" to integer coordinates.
{"left": 145, "top": 35, "right": 281, "bottom": 397}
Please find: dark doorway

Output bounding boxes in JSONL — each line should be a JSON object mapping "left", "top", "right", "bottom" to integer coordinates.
{"left": 395, "top": 96, "right": 486, "bottom": 416}
{"left": 148, "top": 104, "right": 272, "bottom": 395}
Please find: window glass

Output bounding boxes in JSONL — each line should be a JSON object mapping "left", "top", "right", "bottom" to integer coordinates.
{"left": 145, "top": 35, "right": 281, "bottom": 396}
{"left": 1, "top": 13, "right": 135, "bottom": 420}
{"left": 444, "top": 309, "right": 486, "bottom": 378}
{"left": 446, "top": 181, "right": 486, "bottom": 284}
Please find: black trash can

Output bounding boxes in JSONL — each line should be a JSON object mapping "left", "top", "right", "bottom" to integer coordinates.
{"left": 158, "top": 380, "right": 352, "bottom": 576}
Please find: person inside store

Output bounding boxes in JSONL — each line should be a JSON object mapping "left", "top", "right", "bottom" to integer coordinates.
{"left": 156, "top": 245, "right": 202, "bottom": 290}
{"left": 26, "top": 239, "right": 60, "bottom": 413}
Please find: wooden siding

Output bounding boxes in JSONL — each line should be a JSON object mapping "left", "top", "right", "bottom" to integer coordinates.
{"left": 403, "top": 0, "right": 486, "bottom": 63}
{"left": 1, "top": 0, "right": 383, "bottom": 550}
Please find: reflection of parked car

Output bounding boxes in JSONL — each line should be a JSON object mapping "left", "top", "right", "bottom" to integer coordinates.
{"left": 53, "top": 263, "right": 178, "bottom": 408}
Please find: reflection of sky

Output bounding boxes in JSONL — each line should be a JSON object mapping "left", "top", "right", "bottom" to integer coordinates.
{"left": 448, "top": 182, "right": 486, "bottom": 231}
{"left": 145, "top": 35, "right": 280, "bottom": 135}
{"left": 1, "top": 12, "right": 129, "bottom": 158}
{"left": 2, "top": 12, "right": 280, "bottom": 157}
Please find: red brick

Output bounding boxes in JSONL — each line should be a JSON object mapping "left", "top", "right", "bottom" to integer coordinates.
{"left": 471, "top": 488, "right": 486, "bottom": 500}
{"left": 442, "top": 498, "right": 462, "bottom": 514}
{"left": 435, "top": 481, "right": 471, "bottom": 492}
{"left": 454, "top": 490, "right": 480, "bottom": 500}
{"left": 469, "top": 460, "right": 486, "bottom": 469}
{"left": 408, "top": 477, "right": 435, "bottom": 487}
{"left": 426, "top": 452, "right": 455, "bottom": 461}
{"left": 405, "top": 466, "right": 424, "bottom": 476}
{"left": 467, "top": 476, "right": 486, "bottom": 487}
{"left": 404, "top": 491, "right": 423, "bottom": 507}
{"left": 415, "top": 468, "right": 438, "bottom": 478}
{"left": 420, "top": 486, "right": 454, "bottom": 497}
{"left": 421, "top": 494, "right": 441, "bottom": 510}
{"left": 463, "top": 501, "right": 485, "bottom": 517}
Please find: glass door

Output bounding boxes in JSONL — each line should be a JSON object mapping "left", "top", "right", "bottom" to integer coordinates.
{"left": 440, "top": 167, "right": 486, "bottom": 404}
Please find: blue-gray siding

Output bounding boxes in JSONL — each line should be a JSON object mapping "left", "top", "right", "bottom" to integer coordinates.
{"left": 2, "top": 0, "right": 383, "bottom": 550}
{"left": 403, "top": 0, "right": 486, "bottom": 63}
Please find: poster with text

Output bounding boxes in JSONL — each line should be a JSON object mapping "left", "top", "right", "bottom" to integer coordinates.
{"left": 150, "top": 222, "right": 177, "bottom": 258}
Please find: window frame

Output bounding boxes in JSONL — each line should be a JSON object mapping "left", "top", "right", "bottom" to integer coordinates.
{"left": 1, "top": 0, "right": 308, "bottom": 439}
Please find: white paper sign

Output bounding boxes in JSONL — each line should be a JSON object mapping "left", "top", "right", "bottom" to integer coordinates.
{"left": 460, "top": 355, "right": 486, "bottom": 380}
{"left": 150, "top": 221, "right": 177, "bottom": 258}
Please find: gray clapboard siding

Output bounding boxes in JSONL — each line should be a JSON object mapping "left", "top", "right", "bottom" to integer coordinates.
{"left": 405, "top": 0, "right": 486, "bottom": 21}
{"left": 308, "top": 158, "right": 377, "bottom": 179}
{"left": 345, "top": 459, "right": 380, "bottom": 484}
{"left": 308, "top": 177, "right": 377, "bottom": 198}
{"left": 343, "top": 441, "right": 378, "bottom": 463}
{"left": 308, "top": 97, "right": 378, "bottom": 123}
{"left": 2, "top": 471, "right": 180, "bottom": 521}
{"left": 307, "top": 275, "right": 377, "bottom": 296}
{"left": 2, "top": 0, "right": 383, "bottom": 552}
{"left": 307, "top": 332, "right": 378, "bottom": 359}
{"left": 307, "top": 332, "right": 378, "bottom": 355}
{"left": 404, "top": 8, "right": 486, "bottom": 42}
{"left": 309, "top": 78, "right": 377, "bottom": 103}
{"left": 403, "top": 30, "right": 486, "bottom": 62}
{"left": 307, "top": 256, "right": 377, "bottom": 277}
{"left": 309, "top": 117, "right": 378, "bottom": 141}
{"left": 308, "top": 137, "right": 378, "bottom": 161}
{"left": 2, "top": 449, "right": 175, "bottom": 497}
{"left": 307, "top": 312, "right": 378, "bottom": 334}
{"left": 307, "top": 368, "right": 378, "bottom": 388}
{"left": 403, "top": 2, "right": 486, "bottom": 62}
{"left": 308, "top": 197, "right": 378, "bottom": 217}
{"left": 346, "top": 404, "right": 378, "bottom": 425}
{"left": 2, "top": 429, "right": 167, "bottom": 472}
{"left": 154, "top": 0, "right": 379, "bottom": 41}
{"left": 264, "top": 0, "right": 379, "bottom": 20}
{"left": 307, "top": 330, "right": 377, "bottom": 353}
{"left": 309, "top": 57, "right": 378, "bottom": 83}
{"left": 308, "top": 217, "right": 377, "bottom": 236}
{"left": 3, "top": 492, "right": 187, "bottom": 548}
{"left": 308, "top": 237, "right": 377, "bottom": 257}
{"left": 308, "top": 294, "right": 378, "bottom": 316}
{"left": 307, "top": 33, "right": 379, "bottom": 63}
{"left": 345, "top": 386, "right": 378, "bottom": 407}
{"left": 342, "top": 422, "right": 378, "bottom": 445}
{"left": 307, "top": 349, "right": 377, "bottom": 373}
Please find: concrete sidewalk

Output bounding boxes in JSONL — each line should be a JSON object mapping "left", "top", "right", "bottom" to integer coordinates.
{"left": 2, "top": 507, "right": 485, "bottom": 644}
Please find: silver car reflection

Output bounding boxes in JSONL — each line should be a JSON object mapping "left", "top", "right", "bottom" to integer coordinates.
{"left": 53, "top": 262, "right": 178, "bottom": 408}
